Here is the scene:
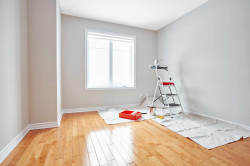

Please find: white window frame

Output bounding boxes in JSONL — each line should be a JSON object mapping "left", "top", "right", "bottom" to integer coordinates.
{"left": 85, "top": 29, "right": 136, "bottom": 90}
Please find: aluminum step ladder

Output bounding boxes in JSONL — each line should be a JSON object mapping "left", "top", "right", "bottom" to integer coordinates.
{"left": 149, "top": 60, "right": 184, "bottom": 117}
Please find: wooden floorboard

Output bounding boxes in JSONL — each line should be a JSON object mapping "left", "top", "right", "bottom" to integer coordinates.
{"left": 1, "top": 111, "right": 250, "bottom": 166}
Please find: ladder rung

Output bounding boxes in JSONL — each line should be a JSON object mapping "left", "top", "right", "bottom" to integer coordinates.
{"left": 164, "top": 103, "right": 181, "bottom": 107}
{"left": 159, "top": 85, "right": 174, "bottom": 88}
{"left": 162, "top": 84, "right": 174, "bottom": 86}
{"left": 162, "top": 94, "right": 178, "bottom": 97}
{"left": 161, "top": 82, "right": 174, "bottom": 86}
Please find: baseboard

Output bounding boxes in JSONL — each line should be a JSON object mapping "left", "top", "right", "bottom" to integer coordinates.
{"left": 186, "top": 109, "right": 250, "bottom": 130}
{"left": 29, "top": 121, "right": 58, "bottom": 130}
{"left": 0, "top": 103, "right": 141, "bottom": 163}
{"left": 0, "top": 125, "right": 29, "bottom": 163}
{"left": 57, "top": 110, "right": 63, "bottom": 126}
{"left": 63, "top": 105, "right": 249, "bottom": 130}
{"left": 62, "top": 103, "right": 140, "bottom": 114}
{"left": 0, "top": 120, "right": 59, "bottom": 164}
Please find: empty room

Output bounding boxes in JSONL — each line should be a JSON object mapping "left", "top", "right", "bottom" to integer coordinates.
{"left": 1, "top": 0, "right": 250, "bottom": 165}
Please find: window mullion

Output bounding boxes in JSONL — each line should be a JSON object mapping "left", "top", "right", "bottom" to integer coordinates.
{"left": 109, "top": 40, "right": 113, "bottom": 87}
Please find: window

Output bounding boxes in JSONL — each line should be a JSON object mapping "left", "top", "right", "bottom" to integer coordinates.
{"left": 86, "top": 29, "right": 135, "bottom": 89}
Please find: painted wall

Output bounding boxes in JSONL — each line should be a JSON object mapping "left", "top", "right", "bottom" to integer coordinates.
{"left": 56, "top": 0, "right": 62, "bottom": 125}
{"left": 157, "top": 0, "right": 250, "bottom": 126}
{"left": 28, "top": 0, "right": 57, "bottom": 123}
{"left": 0, "top": 0, "right": 29, "bottom": 150}
{"left": 62, "top": 15, "right": 156, "bottom": 109}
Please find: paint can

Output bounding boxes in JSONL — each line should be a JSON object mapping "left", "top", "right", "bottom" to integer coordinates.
{"left": 149, "top": 107, "right": 156, "bottom": 116}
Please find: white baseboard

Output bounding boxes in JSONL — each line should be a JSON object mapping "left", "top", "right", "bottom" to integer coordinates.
{"left": 0, "top": 121, "right": 59, "bottom": 164}
{"left": 0, "top": 103, "right": 140, "bottom": 164}
{"left": 1, "top": 106, "right": 249, "bottom": 164}
{"left": 0, "top": 125, "right": 29, "bottom": 163}
{"left": 62, "top": 105, "right": 250, "bottom": 130}
{"left": 62, "top": 103, "right": 140, "bottom": 114}
{"left": 57, "top": 110, "right": 63, "bottom": 126}
{"left": 186, "top": 109, "right": 250, "bottom": 130}
{"left": 29, "top": 121, "right": 58, "bottom": 130}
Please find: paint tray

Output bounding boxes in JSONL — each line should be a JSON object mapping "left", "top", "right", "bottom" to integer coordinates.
{"left": 119, "top": 110, "right": 142, "bottom": 120}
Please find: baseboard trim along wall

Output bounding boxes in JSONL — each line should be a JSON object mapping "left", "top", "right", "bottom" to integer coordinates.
{"left": 186, "top": 110, "right": 250, "bottom": 130}
{"left": 29, "top": 121, "right": 58, "bottom": 130}
{"left": 0, "top": 125, "right": 29, "bottom": 163}
{"left": 0, "top": 121, "right": 58, "bottom": 164}
{"left": 57, "top": 110, "right": 63, "bottom": 126}
{"left": 62, "top": 103, "right": 140, "bottom": 114}
{"left": 63, "top": 104, "right": 250, "bottom": 130}
{"left": 0, "top": 103, "right": 140, "bottom": 163}
{"left": 2, "top": 104, "right": 249, "bottom": 163}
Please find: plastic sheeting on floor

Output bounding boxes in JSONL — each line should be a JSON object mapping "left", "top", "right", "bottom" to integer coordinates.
{"left": 153, "top": 113, "right": 250, "bottom": 149}
{"left": 97, "top": 104, "right": 154, "bottom": 124}
{"left": 97, "top": 104, "right": 250, "bottom": 149}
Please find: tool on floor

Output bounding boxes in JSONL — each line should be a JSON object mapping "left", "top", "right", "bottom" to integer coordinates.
{"left": 157, "top": 115, "right": 165, "bottom": 119}
{"left": 149, "top": 59, "right": 184, "bottom": 117}
{"left": 119, "top": 110, "right": 142, "bottom": 120}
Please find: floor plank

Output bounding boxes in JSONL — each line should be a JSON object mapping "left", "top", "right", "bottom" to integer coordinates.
{"left": 1, "top": 111, "right": 250, "bottom": 166}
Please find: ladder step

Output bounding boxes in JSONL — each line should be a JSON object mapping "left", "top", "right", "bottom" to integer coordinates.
{"left": 164, "top": 103, "right": 181, "bottom": 107}
{"left": 161, "top": 82, "right": 174, "bottom": 86}
{"left": 162, "top": 94, "right": 178, "bottom": 97}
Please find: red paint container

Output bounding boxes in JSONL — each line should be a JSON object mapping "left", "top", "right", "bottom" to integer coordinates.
{"left": 119, "top": 110, "right": 142, "bottom": 120}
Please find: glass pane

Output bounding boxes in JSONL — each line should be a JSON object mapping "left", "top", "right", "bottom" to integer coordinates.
{"left": 112, "top": 40, "right": 133, "bottom": 87}
{"left": 87, "top": 38, "right": 110, "bottom": 88}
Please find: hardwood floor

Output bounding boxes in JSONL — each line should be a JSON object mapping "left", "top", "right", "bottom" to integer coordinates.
{"left": 1, "top": 111, "right": 250, "bottom": 166}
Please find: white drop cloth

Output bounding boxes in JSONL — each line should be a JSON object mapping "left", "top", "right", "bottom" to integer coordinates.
{"left": 97, "top": 105, "right": 153, "bottom": 125}
{"left": 97, "top": 102, "right": 250, "bottom": 149}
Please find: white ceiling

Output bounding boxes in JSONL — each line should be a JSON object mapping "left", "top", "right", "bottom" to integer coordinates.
{"left": 59, "top": 0, "right": 208, "bottom": 31}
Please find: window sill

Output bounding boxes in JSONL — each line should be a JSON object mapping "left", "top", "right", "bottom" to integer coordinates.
{"left": 85, "top": 87, "right": 136, "bottom": 90}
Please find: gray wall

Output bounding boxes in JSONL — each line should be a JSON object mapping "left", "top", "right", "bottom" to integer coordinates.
{"left": 28, "top": 0, "right": 57, "bottom": 123}
{"left": 157, "top": 0, "right": 250, "bottom": 126}
{"left": 0, "top": 0, "right": 29, "bottom": 150}
{"left": 62, "top": 15, "right": 156, "bottom": 109}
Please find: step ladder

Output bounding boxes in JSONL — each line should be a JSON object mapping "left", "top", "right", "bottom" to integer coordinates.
{"left": 149, "top": 60, "right": 183, "bottom": 117}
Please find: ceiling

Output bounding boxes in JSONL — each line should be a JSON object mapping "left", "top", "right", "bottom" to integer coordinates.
{"left": 59, "top": 0, "right": 208, "bottom": 31}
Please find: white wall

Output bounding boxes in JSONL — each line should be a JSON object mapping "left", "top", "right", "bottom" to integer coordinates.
{"left": 157, "top": 0, "right": 250, "bottom": 126}
{"left": 0, "top": 0, "right": 29, "bottom": 150}
{"left": 28, "top": 0, "right": 57, "bottom": 123}
{"left": 62, "top": 15, "right": 156, "bottom": 109}
{"left": 56, "top": 0, "right": 62, "bottom": 124}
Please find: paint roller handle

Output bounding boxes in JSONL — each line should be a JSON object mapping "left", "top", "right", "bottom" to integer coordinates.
{"left": 131, "top": 111, "right": 137, "bottom": 115}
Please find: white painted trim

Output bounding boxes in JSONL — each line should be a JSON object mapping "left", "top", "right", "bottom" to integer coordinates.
{"left": 84, "top": 87, "right": 136, "bottom": 91}
{"left": 85, "top": 28, "right": 136, "bottom": 41}
{"left": 0, "top": 103, "right": 140, "bottom": 163}
{"left": 1, "top": 106, "right": 249, "bottom": 164}
{"left": 84, "top": 28, "right": 136, "bottom": 90}
{"left": 0, "top": 121, "right": 60, "bottom": 164}
{"left": 29, "top": 121, "right": 58, "bottom": 130}
{"left": 62, "top": 103, "right": 140, "bottom": 114}
{"left": 186, "top": 109, "right": 250, "bottom": 130}
{"left": 64, "top": 105, "right": 248, "bottom": 130}
{"left": 57, "top": 109, "right": 63, "bottom": 126}
{"left": 0, "top": 125, "right": 29, "bottom": 163}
